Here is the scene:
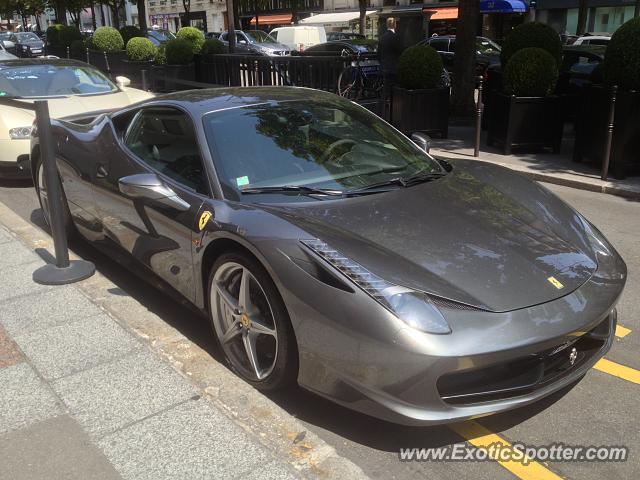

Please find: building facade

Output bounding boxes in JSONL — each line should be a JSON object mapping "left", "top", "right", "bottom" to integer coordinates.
{"left": 146, "top": 0, "right": 227, "bottom": 33}
{"left": 534, "top": 0, "right": 639, "bottom": 35}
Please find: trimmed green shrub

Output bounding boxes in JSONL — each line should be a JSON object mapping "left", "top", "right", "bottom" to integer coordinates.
{"left": 119, "top": 25, "right": 142, "bottom": 45}
{"left": 176, "top": 26, "right": 205, "bottom": 54}
{"left": 59, "top": 25, "right": 82, "bottom": 47}
{"left": 70, "top": 39, "right": 86, "bottom": 58}
{"left": 503, "top": 47, "right": 559, "bottom": 97}
{"left": 201, "top": 38, "right": 226, "bottom": 55}
{"left": 164, "top": 38, "right": 194, "bottom": 65}
{"left": 155, "top": 43, "right": 167, "bottom": 65}
{"left": 46, "top": 24, "right": 64, "bottom": 46}
{"left": 126, "top": 37, "right": 155, "bottom": 61}
{"left": 397, "top": 44, "right": 443, "bottom": 90}
{"left": 501, "top": 22, "right": 562, "bottom": 67}
{"left": 604, "top": 17, "right": 640, "bottom": 91}
{"left": 92, "top": 26, "right": 124, "bottom": 52}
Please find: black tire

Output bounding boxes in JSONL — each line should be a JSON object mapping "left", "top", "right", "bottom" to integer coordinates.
{"left": 207, "top": 251, "right": 298, "bottom": 391}
{"left": 34, "top": 158, "right": 75, "bottom": 239}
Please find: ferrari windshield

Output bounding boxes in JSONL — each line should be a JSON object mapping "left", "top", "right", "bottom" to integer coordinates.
{"left": 203, "top": 99, "right": 445, "bottom": 202}
{"left": 0, "top": 64, "right": 118, "bottom": 98}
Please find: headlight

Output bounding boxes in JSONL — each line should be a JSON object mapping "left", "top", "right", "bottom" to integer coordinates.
{"left": 301, "top": 239, "right": 452, "bottom": 334}
{"left": 9, "top": 126, "right": 33, "bottom": 139}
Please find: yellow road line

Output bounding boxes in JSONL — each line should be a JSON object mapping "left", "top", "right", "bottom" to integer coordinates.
{"left": 615, "top": 324, "right": 631, "bottom": 338}
{"left": 449, "top": 421, "right": 563, "bottom": 480}
{"left": 594, "top": 358, "right": 640, "bottom": 384}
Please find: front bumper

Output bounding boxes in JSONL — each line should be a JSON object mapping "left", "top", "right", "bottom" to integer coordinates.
{"left": 0, "top": 138, "right": 31, "bottom": 179}
{"left": 278, "top": 246, "right": 626, "bottom": 426}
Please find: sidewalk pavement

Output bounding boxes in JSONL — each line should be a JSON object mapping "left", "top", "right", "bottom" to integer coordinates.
{"left": 430, "top": 126, "right": 640, "bottom": 200}
{"left": 0, "top": 202, "right": 367, "bottom": 480}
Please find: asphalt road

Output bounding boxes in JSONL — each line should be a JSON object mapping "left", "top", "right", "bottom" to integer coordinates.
{"left": 0, "top": 178, "right": 638, "bottom": 480}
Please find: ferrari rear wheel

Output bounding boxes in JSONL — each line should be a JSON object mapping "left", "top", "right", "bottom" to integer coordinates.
{"left": 208, "top": 252, "right": 297, "bottom": 391}
{"left": 34, "top": 159, "right": 74, "bottom": 238}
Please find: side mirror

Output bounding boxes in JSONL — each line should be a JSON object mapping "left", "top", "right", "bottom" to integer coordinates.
{"left": 115, "top": 76, "right": 131, "bottom": 88}
{"left": 118, "top": 173, "right": 190, "bottom": 211}
{"left": 410, "top": 132, "right": 431, "bottom": 153}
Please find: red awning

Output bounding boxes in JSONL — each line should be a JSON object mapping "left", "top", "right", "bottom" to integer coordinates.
{"left": 423, "top": 7, "right": 458, "bottom": 20}
{"left": 249, "top": 14, "right": 292, "bottom": 26}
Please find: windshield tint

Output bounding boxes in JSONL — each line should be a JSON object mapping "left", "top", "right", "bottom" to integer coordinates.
{"left": 476, "top": 37, "right": 501, "bottom": 55}
{"left": 246, "top": 30, "right": 276, "bottom": 43}
{"left": 0, "top": 65, "right": 118, "bottom": 98}
{"left": 203, "top": 98, "right": 444, "bottom": 202}
{"left": 17, "top": 33, "right": 40, "bottom": 42}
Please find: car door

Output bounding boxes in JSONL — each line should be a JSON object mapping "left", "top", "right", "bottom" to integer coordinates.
{"left": 92, "top": 106, "right": 210, "bottom": 302}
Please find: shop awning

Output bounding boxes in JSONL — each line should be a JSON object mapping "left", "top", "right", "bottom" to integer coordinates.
{"left": 249, "top": 14, "right": 292, "bottom": 26}
{"left": 300, "top": 11, "right": 377, "bottom": 25}
{"left": 422, "top": 7, "right": 458, "bottom": 20}
{"left": 480, "top": 0, "right": 529, "bottom": 14}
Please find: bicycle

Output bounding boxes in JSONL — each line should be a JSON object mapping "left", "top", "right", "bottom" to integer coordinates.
{"left": 337, "top": 51, "right": 383, "bottom": 100}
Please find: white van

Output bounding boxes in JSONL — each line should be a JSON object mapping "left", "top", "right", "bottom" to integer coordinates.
{"left": 269, "top": 26, "right": 326, "bottom": 52}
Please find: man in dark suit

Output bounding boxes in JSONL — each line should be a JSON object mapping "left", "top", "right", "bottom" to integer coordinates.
{"left": 378, "top": 17, "right": 403, "bottom": 120}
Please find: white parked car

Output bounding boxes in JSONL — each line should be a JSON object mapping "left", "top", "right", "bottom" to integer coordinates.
{"left": 0, "top": 58, "right": 153, "bottom": 179}
{"left": 573, "top": 35, "right": 610, "bottom": 46}
{"left": 0, "top": 42, "right": 17, "bottom": 60}
{"left": 269, "top": 26, "right": 326, "bottom": 52}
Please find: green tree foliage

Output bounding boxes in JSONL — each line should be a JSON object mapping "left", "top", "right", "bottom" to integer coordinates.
{"left": 501, "top": 22, "right": 562, "bottom": 67}
{"left": 176, "top": 26, "right": 205, "bottom": 54}
{"left": 604, "top": 17, "right": 640, "bottom": 91}
{"left": 164, "top": 38, "right": 194, "bottom": 65}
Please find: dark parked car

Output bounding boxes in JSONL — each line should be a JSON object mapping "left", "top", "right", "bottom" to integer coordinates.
{"left": 205, "top": 32, "right": 221, "bottom": 40}
{"left": 557, "top": 45, "right": 606, "bottom": 120}
{"left": 219, "top": 30, "right": 289, "bottom": 56}
{"left": 29, "top": 87, "right": 626, "bottom": 426}
{"left": 326, "top": 32, "right": 365, "bottom": 42}
{"left": 421, "top": 35, "right": 502, "bottom": 75}
{"left": 146, "top": 29, "right": 176, "bottom": 47}
{"left": 9, "top": 32, "right": 45, "bottom": 58}
{"left": 301, "top": 39, "right": 377, "bottom": 56}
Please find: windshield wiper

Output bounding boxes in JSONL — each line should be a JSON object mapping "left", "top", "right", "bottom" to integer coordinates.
{"left": 240, "top": 185, "right": 345, "bottom": 197}
{"left": 346, "top": 170, "right": 446, "bottom": 195}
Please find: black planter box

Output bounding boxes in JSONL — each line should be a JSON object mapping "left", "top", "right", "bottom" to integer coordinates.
{"left": 487, "top": 93, "right": 563, "bottom": 155}
{"left": 45, "top": 45, "right": 68, "bottom": 58}
{"left": 573, "top": 87, "right": 640, "bottom": 179}
{"left": 391, "top": 86, "right": 449, "bottom": 138}
{"left": 151, "top": 64, "right": 196, "bottom": 92}
{"left": 119, "top": 60, "right": 154, "bottom": 89}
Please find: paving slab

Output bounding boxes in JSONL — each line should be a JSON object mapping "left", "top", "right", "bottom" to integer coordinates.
{"left": 98, "top": 398, "right": 298, "bottom": 480}
{"left": 0, "top": 324, "right": 23, "bottom": 368}
{"left": 0, "top": 239, "right": 40, "bottom": 269}
{"left": 0, "top": 285, "right": 103, "bottom": 337}
{"left": 52, "top": 349, "right": 197, "bottom": 437}
{"left": 0, "top": 225, "right": 12, "bottom": 244}
{"left": 0, "top": 260, "right": 49, "bottom": 303}
{"left": 0, "top": 415, "right": 122, "bottom": 480}
{"left": 0, "top": 363, "right": 62, "bottom": 434}
{"left": 14, "top": 314, "right": 141, "bottom": 380}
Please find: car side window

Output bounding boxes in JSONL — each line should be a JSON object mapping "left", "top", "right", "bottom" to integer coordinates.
{"left": 124, "top": 107, "right": 208, "bottom": 195}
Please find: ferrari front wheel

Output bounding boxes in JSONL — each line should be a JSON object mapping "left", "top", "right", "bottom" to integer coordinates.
{"left": 34, "top": 159, "right": 74, "bottom": 238}
{"left": 208, "top": 252, "right": 298, "bottom": 391}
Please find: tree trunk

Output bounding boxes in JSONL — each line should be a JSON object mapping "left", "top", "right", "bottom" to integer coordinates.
{"left": 576, "top": 0, "right": 588, "bottom": 35}
{"left": 137, "top": 0, "right": 147, "bottom": 30}
{"left": 254, "top": 0, "right": 259, "bottom": 30}
{"left": 291, "top": 0, "right": 299, "bottom": 25}
{"left": 635, "top": 0, "right": 640, "bottom": 17}
{"left": 227, "top": 0, "right": 236, "bottom": 52}
{"left": 91, "top": 4, "right": 97, "bottom": 30}
{"left": 111, "top": 5, "right": 120, "bottom": 28}
{"left": 358, "top": 0, "right": 366, "bottom": 35}
{"left": 451, "top": 0, "right": 479, "bottom": 118}
{"left": 100, "top": 4, "right": 106, "bottom": 26}
{"left": 56, "top": 1, "right": 68, "bottom": 25}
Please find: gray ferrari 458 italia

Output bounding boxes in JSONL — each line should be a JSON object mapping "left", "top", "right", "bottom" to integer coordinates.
{"left": 30, "top": 87, "right": 626, "bottom": 426}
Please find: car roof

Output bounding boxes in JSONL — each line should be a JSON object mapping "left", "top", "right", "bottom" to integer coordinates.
{"left": 139, "top": 87, "right": 342, "bottom": 116}
{"left": 0, "top": 58, "right": 89, "bottom": 70}
{"left": 563, "top": 44, "right": 606, "bottom": 56}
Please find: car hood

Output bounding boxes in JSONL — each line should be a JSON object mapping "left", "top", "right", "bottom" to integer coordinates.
{"left": 257, "top": 42, "right": 289, "bottom": 51}
{"left": 20, "top": 40, "right": 44, "bottom": 48}
{"left": 0, "top": 89, "right": 153, "bottom": 134}
{"left": 267, "top": 161, "right": 599, "bottom": 312}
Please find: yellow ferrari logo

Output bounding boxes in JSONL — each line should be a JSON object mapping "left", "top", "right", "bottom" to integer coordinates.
{"left": 547, "top": 276, "right": 564, "bottom": 289}
{"left": 241, "top": 313, "right": 250, "bottom": 328}
{"left": 198, "top": 211, "right": 212, "bottom": 231}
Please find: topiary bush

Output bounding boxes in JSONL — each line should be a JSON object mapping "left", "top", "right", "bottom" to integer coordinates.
{"left": 46, "top": 24, "right": 64, "bottom": 46}
{"left": 501, "top": 22, "right": 562, "bottom": 67}
{"left": 70, "top": 39, "right": 86, "bottom": 58}
{"left": 126, "top": 37, "right": 155, "bottom": 61}
{"left": 397, "top": 44, "right": 443, "bottom": 90}
{"left": 92, "top": 26, "right": 124, "bottom": 52}
{"left": 59, "top": 25, "right": 82, "bottom": 47}
{"left": 119, "top": 25, "right": 142, "bottom": 46}
{"left": 176, "top": 26, "right": 205, "bottom": 54}
{"left": 604, "top": 17, "right": 640, "bottom": 91}
{"left": 200, "top": 38, "right": 226, "bottom": 55}
{"left": 164, "top": 38, "right": 194, "bottom": 65}
{"left": 503, "top": 47, "right": 559, "bottom": 97}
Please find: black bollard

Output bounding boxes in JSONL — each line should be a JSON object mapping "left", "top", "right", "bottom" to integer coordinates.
{"left": 32, "top": 100, "right": 95, "bottom": 285}
{"left": 474, "top": 75, "right": 484, "bottom": 158}
{"left": 601, "top": 85, "right": 617, "bottom": 181}
{"left": 141, "top": 69, "right": 148, "bottom": 91}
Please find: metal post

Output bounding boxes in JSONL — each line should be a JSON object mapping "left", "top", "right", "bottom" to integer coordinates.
{"left": 601, "top": 85, "right": 617, "bottom": 181}
{"left": 141, "top": 69, "right": 148, "bottom": 91}
{"left": 86, "top": 47, "right": 90, "bottom": 65}
{"left": 104, "top": 51, "right": 111, "bottom": 79}
{"left": 66, "top": 46, "right": 70, "bottom": 59}
{"left": 32, "top": 100, "right": 95, "bottom": 285}
{"left": 474, "top": 75, "right": 484, "bottom": 158}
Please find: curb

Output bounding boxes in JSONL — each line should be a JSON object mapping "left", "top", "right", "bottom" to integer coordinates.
{"left": 432, "top": 151, "right": 640, "bottom": 201}
{"left": 0, "top": 199, "right": 369, "bottom": 480}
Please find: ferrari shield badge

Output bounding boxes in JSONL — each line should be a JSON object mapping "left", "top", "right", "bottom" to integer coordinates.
{"left": 198, "top": 211, "right": 213, "bottom": 231}
{"left": 547, "top": 276, "right": 564, "bottom": 290}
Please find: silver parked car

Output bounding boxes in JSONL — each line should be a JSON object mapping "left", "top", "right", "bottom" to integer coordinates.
{"left": 219, "top": 30, "right": 290, "bottom": 56}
